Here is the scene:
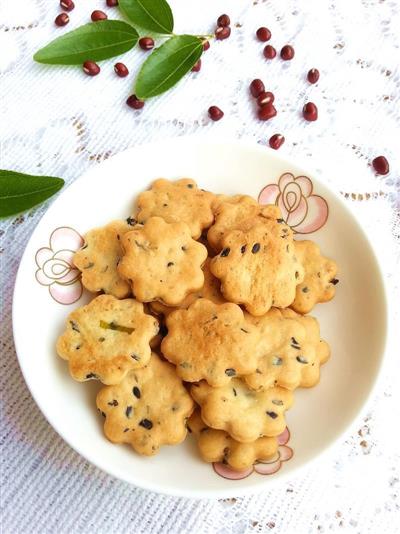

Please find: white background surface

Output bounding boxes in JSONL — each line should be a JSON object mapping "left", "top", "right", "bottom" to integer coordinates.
{"left": 1, "top": 1, "right": 399, "bottom": 533}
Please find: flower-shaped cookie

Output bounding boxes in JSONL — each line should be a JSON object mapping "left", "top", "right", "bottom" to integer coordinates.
{"left": 136, "top": 178, "right": 215, "bottom": 239}
{"left": 74, "top": 220, "right": 133, "bottom": 299}
{"left": 117, "top": 217, "right": 208, "bottom": 305}
{"left": 56, "top": 294, "right": 159, "bottom": 385}
{"left": 244, "top": 308, "right": 330, "bottom": 391}
{"left": 161, "top": 299, "right": 259, "bottom": 387}
{"left": 211, "top": 218, "right": 305, "bottom": 316}
{"left": 150, "top": 258, "right": 226, "bottom": 316}
{"left": 188, "top": 410, "right": 278, "bottom": 471}
{"left": 191, "top": 379, "right": 293, "bottom": 442}
{"left": 97, "top": 353, "right": 194, "bottom": 455}
{"left": 207, "top": 195, "right": 281, "bottom": 251}
{"left": 291, "top": 240, "right": 339, "bottom": 314}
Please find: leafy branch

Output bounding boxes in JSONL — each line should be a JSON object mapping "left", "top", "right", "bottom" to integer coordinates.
{"left": 34, "top": 0, "right": 212, "bottom": 100}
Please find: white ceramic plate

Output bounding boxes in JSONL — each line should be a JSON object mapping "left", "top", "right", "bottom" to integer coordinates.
{"left": 13, "top": 138, "right": 387, "bottom": 498}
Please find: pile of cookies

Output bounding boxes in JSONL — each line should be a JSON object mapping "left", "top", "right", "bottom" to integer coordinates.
{"left": 57, "top": 178, "right": 338, "bottom": 470}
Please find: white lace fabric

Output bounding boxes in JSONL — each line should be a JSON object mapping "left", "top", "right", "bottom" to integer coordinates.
{"left": 1, "top": 1, "right": 399, "bottom": 533}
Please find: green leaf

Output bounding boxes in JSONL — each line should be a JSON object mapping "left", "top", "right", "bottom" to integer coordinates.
{"left": 0, "top": 170, "right": 64, "bottom": 217}
{"left": 33, "top": 20, "right": 139, "bottom": 65}
{"left": 135, "top": 35, "right": 202, "bottom": 98}
{"left": 119, "top": 0, "right": 173, "bottom": 34}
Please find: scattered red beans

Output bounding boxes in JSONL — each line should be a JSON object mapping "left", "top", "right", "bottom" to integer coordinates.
{"left": 202, "top": 40, "right": 210, "bottom": 51}
{"left": 217, "top": 14, "right": 230, "bottom": 27}
{"left": 114, "top": 62, "right": 129, "bottom": 77}
{"left": 303, "top": 102, "right": 318, "bottom": 121}
{"left": 263, "top": 45, "right": 276, "bottom": 59}
{"left": 55, "top": 13, "right": 69, "bottom": 26}
{"left": 269, "top": 134, "right": 285, "bottom": 150}
{"left": 257, "top": 91, "right": 274, "bottom": 107}
{"left": 208, "top": 106, "right": 224, "bottom": 121}
{"left": 191, "top": 60, "right": 201, "bottom": 72}
{"left": 106, "top": 0, "right": 119, "bottom": 6}
{"left": 83, "top": 61, "right": 100, "bottom": 76}
{"left": 250, "top": 79, "right": 265, "bottom": 98}
{"left": 280, "top": 45, "right": 295, "bottom": 60}
{"left": 256, "top": 27, "right": 271, "bottom": 42}
{"left": 139, "top": 37, "right": 154, "bottom": 50}
{"left": 60, "top": 0, "right": 74, "bottom": 11}
{"left": 126, "top": 95, "right": 145, "bottom": 109}
{"left": 307, "top": 68, "right": 320, "bottom": 84}
{"left": 91, "top": 10, "right": 107, "bottom": 21}
{"left": 372, "top": 156, "right": 389, "bottom": 175}
{"left": 258, "top": 104, "right": 277, "bottom": 121}
{"left": 215, "top": 26, "right": 231, "bottom": 40}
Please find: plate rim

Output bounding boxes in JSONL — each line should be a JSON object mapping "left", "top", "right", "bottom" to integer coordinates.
{"left": 12, "top": 136, "right": 389, "bottom": 499}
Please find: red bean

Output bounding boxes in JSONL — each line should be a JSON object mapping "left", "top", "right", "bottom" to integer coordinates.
{"left": 114, "top": 63, "right": 129, "bottom": 77}
{"left": 208, "top": 106, "right": 224, "bottom": 121}
{"left": 106, "top": 0, "right": 119, "bottom": 6}
{"left": 280, "top": 45, "right": 295, "bottom": 60}
{"left": 139, "top": 37, "right": 155, "bottom": 51}
{"left": 258, "top": 104, "right": 277, "bottom": 121}
{"left": 55, "top": 13, "right": 69, "bottom": 26}
{"left": 126, "top": 95, "right": 145, "bottom": 109}
{"left": 250, "top": 79, "right": 265, "bottom": 98}
{"left": 191, "top": 60, "right": 201, "bottom": 72}
{"left": 217, "top": 14, "right": 230, "bottom": 27}
{"left": 263, "top": 45, "right": 276, "bottom": 59}
{"left": 257, "top": 91, "right": 274, "bottom": 107}
{"left": 307, "top": 68, "right": 320, "bottom": 84}
{"left": 83, "top": 61, "right": 100, "bottom": 76}
{"left": 203, "top": 40, "right": 210, "bottom": 51}
{"left": 303, "top": 102, "right": 318, "bottom": 121}
{"left": 372, "top": 156, "right": 389, "bottom": 175}
{"left": 60, "top": 0, "right": 74, "bottom": 11}
{"left": 269, "top": 134, "right": 285, "bottom": 150}
{"left": 215, "top": 26, "right": 231, "bottom": 40}
{"left": 256, "top": 27, "right": 271, "bottom": 42}
{"left": 91, "top": 10, "right": 107, "bottom": 21}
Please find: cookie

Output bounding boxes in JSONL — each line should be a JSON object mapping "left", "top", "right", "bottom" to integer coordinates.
{"left": 210, "top": 218, "right": 305, "bottom": 316}
{"left": 208, "top": 195, "right": 281, "bottom": 251}
{"left": 136, "top": 178, "right": 215, "bottom": 239}
{"left": 191, "top": 379, "right": 293, "bottom": 442}
{"left": 188, "top": 410, "right": 278, "bottom": 471}
{"left": 291, "top": 240, "right": 339, "bottom": 314}
{"left": 117, "top": 216, "right": 208, "bottom": 305}
{"left": 150, "top": 258, "right": 225, "bottom": 316}
{"left": 97, "top": 353, "right": 194, "bottom": 455}
{"left": 74, "top": 220, "right": 133, "bottom": 298}
{"left": 161, "top": 299, "right": 259, "bottom": 387}
{"left": 244, "top": 308, "right": 330, "bottom": 391}
{"left": 56, "top": 294, "right": 159, "bottom": 385}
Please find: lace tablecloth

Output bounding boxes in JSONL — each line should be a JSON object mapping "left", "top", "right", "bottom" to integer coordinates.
{"left": 1, "top": 1, "right": 399, "bottom": 533}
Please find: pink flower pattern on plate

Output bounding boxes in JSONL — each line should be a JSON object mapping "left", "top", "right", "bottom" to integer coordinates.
{"left": 35, "top": 227, "right": 84, "bottom": 305}
{"left": 258, "top": 173, "right": 328, "bottom": 234}
{"left": 212, "top": 427, "right": 293, "bottom": 480}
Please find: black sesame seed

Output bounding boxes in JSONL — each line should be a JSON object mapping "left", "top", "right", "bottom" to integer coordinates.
{"left": 330, "top": 278, "right": 339, "bottom": 285}
{"left": 75, "top": 345, "right": 81, "bottom": 350}
{"left": 132, "top": 387, "right": 141, "bottom": 399}
{"left": 139, "top": 418, "right": 153, "bottom": 430}
{"left": 302, "top": 287, "right": 309, "bottom": 293}
{"left": 101, "top": 411, "right": 106, "bottom": 418}
{"left": 241, "top": 245, "right": 247, "bottom": 253}
{"left": 272, "top": 399, "right": 283, "bottom": 406}
{"left": 295, "top": 271, "right": 299, "bottom": 279}
{"left": 225, "top": 368, "right": 236, "bottom": 376}
{"left": 70, "top": 321, "right": 80, "bottom": 333}
{"left": 220, "top": 247, "right": 230, "bottom": 257}
{"left": 296, "top": 356, "right": 308, "bottom": 364}
{"left": 286, "top": 244, "right": 290, "bottom": 253}
{"left": 163, "top": 203, "right": 168, "bottom": 207}
{"left": 123, "top": 428, "right": 129, "bottom": 432}
{"left": 187, "top": 184, "right": 194, "bottom": 188}
{"left": 126, "top": 217, "right": 137, "bottom": 226}
{"left": 291, "top": 337, "right": 300, "bottom": 349}
{"left": 131, "top": 354, "right": 141, "bottom": 361}
{"left": 272, "top": 356, "right": 283, "bottom": 365}
{"left": 240, "top": 328, "right": 249, "bottom": 333}
{"left": 85, "top": 373, "right": 97, "bottom": 379}
{"left": 108, "top": 399, "right": 118, "bottom": 407}
{"left": 232, "top": 388, "right": 237, "bottom": 396}
{"left": 181, "top": 246, "right": 187, "bottom": 251}
{"left": 98, "top": 337, "right": 105, "bottom": 342}
{"left": 126, "top": 406, "right": 133, "bottom": 418}
{"left": 255, "top": 368, "right": 262, "bottom": 374}
{"left": 277, "top": 218, "right": 284, "bottom": 223}
{"left": 266, "top": 411, "right": 278, "bottom": 419}
{"left": 251, "top": 243, "right": 261, "bottom": 254}
{"left": 167, "top": 262, "right": 174, "bottom": 267}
